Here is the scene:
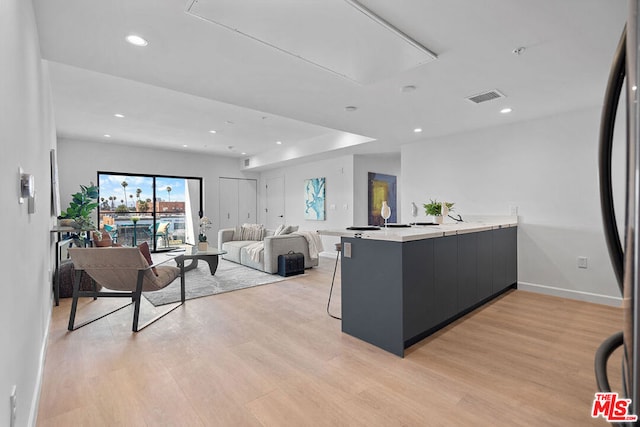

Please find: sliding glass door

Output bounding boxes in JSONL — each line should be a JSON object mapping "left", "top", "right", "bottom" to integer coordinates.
{"left": 97, "top": 172, "right": 203, "bottom": 252}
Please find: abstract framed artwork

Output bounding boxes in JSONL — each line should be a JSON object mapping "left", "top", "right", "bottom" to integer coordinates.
{"left": 304, "top": 177, "right": 325, "bottom": 220}
{"left": 368, "top": 172, "right": 397, "bottom": 226}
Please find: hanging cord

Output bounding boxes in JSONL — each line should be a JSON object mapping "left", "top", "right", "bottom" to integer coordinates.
{"left": 327, "top": 243, "right": 341, "bottom": 320}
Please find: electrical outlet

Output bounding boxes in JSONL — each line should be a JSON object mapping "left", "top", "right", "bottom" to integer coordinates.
{"left": 10, "top": 385, "right": 16, "bottom": 427}
{"left": 578, "top": 256, "right": 588, "bottom": 269}
{"left": 509, "top": 205, "right": 519, "bottom": 216}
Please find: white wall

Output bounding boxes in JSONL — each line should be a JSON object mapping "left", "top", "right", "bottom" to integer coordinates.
{"left": 260, "top": 155, "right": 355, "bottom": 253}
{"left": 402, "top": 107, "right": 621, "bottom": 305}
{"left": 0, "top": 0, "right": 57, "bottom": 425}
{"left": 57, "top": 138, "right": 258, "bottom": 246}
{"left": 353, "top": 154, "right": 401, "bottom": 225}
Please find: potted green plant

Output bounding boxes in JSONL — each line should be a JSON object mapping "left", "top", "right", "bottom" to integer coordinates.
{"left": 423, "top": 199, "right": 454, "bottom": 224}
{"left": 58, "top": 183, "right": 100, "bottom": 230}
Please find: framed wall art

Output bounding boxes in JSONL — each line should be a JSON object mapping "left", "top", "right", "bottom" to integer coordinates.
{"left": 368, "top": 172, "right": 397, "bottom": 226}
{"left": 304, "top": 177, "right": 325, "bottom": 220}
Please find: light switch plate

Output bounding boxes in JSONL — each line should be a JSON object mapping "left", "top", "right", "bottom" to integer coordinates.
{"left": 577, "top": 256, "right": 588, "bottom": 269}
{"left": 343, "top": 242, "right": 352, "bottom": 258}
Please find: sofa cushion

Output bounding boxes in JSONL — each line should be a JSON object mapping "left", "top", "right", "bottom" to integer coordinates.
{"left": 240, "top": 246, "right": 265, "bottom": 271}
{"left": 222, "top": 240, "right": 257, "bottom": 263}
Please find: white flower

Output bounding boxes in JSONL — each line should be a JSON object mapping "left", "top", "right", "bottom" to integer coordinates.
{"left": 199, "top": 216, "right": 212, "bottom": 234}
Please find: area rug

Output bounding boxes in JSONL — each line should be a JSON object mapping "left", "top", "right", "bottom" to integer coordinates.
{"left": 143, "top": 258, "right": 294, "bottom": 306}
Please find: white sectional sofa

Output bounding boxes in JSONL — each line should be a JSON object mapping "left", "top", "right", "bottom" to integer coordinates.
{"left": 218, "top": 225, "right": 320, "bottom": 274}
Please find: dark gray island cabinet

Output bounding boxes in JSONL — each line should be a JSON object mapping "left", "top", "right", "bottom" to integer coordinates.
{"left": 340, "top": 225, "right": 517, "bottom": 357}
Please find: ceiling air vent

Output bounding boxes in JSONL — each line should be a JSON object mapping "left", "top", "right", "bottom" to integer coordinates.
{"left": 466, "top": 89, "right": 505, "bottom": 104}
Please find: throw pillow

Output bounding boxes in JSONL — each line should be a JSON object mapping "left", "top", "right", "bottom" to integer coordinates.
{"left": 280, "top": 225, "right": 299, "bottom": 235}
{"left": 232, "top": 225, "right": 243, "bottom": 241}
{"left": 138, "top": 241, "right": 158, "bottom": 276}
{"left": 92, "top": 230, "right": 113, "bottom": 247}
{"left": 241, "top": 223, "right": 265, "bottom": 241}
{"left": 274, "top": 224, "right": 286, "bottom": 236}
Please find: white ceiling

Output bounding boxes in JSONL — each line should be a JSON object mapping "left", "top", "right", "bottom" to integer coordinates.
{"left": 33, "top": 0, "right": 628, "bottom": 170}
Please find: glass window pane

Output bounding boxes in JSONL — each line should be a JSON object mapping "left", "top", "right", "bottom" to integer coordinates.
{"left": 97, "top": 172, "right": 202, "bottom": 252}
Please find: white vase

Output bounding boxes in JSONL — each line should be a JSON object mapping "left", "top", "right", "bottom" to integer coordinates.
{"left": 381, "top": 201, "right": 391, "bottom": 227}
{"left": 434, "top": 215, "right": 444, "bottom": 225}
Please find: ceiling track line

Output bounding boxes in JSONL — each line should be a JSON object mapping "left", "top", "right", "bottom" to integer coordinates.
{"left": 343, "top": 0, "right": 438, "bottom": 59}
{"left": 185, "top": 0, "right": 437, "bottom": 84}
{"left": 185, "top": 0, "right": 362, "bottom": 84}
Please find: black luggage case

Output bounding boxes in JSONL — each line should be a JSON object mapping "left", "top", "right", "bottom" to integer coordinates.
{"left": 277, "top": 251, "right": 305, "bottom": 277}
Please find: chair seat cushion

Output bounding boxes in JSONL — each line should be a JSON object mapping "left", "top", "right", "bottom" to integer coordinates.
{"left": 146, "top": 265, "right": 180, "bottom": 291}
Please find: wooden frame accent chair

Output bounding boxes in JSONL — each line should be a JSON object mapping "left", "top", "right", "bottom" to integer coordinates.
{"left": 67, "top": 247, "right": 185, "bottom": 332}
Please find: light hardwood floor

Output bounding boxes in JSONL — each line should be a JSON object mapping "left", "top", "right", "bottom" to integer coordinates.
{"left": 37, "top": 257, "right": 623, "bottom": 426}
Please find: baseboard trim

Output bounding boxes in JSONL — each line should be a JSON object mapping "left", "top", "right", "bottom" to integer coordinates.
{"left": 28, "top": 298, "right": 52, "bottom": 427}
{"left": 517, "top": 281, "right": 622, "bottom": 307}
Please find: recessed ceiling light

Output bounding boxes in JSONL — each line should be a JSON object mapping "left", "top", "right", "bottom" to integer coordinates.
{"left": 114, "top": 113, "right": 124, "bottom": 118}
{"left": 500, "top": 107, "right": 513, "bottom": 114}
{"left": 345, "top": 106, "right": 358, "bottom": 112}
{"left": 104, "top": 134, "right": 111, "bottom": 138}
{"left": 126, "top": 34, "right": 148, "bottom": 47}
{"left": 183, "top": 144, "right": 188, "bottom": 148}
{"left": 209, "top": 130, "right": 217, "bottom": 134}
{"left": 241, "top": 152, "right": 247, "bottom": 155}
{"left": 634, "top": 86, "right": 638, "bottom": 91}
{"left": 413, "top": 128, "right": 422, "bottom": 133}
{"left": 276, "top": 141, "right": 282, "bottom": 145}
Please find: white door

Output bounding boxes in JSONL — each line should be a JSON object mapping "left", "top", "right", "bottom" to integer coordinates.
{"left": 266, "top": 176, "right": 285, "bottom": 229}
{"left": 219, "top": 178, "right": 238, "bottom": 229}
{"left": 238, "top": 179, "right": 257, "bottom": 224}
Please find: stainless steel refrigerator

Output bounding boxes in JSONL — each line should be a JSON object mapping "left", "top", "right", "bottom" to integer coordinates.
{"left": 597, "top": 2, "right": 640, "bottom": 426}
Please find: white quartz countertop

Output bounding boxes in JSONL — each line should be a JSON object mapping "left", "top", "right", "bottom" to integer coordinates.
{"left": 318, "top": 216, "right": 517, "bottom": 243}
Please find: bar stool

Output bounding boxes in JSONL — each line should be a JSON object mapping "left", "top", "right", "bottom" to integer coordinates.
{"left": 327, "top": 242, "right": 341, "bottom": 319}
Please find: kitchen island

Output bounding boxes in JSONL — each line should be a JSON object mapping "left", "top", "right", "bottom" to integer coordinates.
{"left": 320, "top": 218, "right": 517, "bottom": 357}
